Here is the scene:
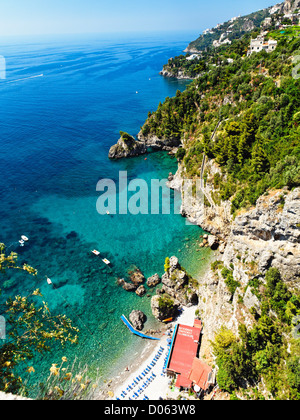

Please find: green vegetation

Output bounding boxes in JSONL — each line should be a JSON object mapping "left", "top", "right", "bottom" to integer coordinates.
{"left": 221, "top": 267, "right": 241, "bottom": 296}
{"left": 158, "top": 295, "right": 176, "bottom": 314}
{"left": 119, "top": 131, "right": 135, "bottom": 143}
{"left": 162, "top": 55, "right": 208, "bottom": 79}
{"left": 212, "top": 268, "right": 300, "bottom": 399}
{"left": 267, "top": 26, "right": 300, "bottom": 41}
{"left": 0, "top": 243, "right": 78, "bottom": 396}
{"left": 164, "top": 257, "right": 170, "bottom": 273}
{"left": 142, "top": 30, "right": 300, "bottom": 213}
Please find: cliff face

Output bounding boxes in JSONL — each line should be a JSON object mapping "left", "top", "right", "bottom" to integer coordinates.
{"left": 226, "top": 188, "right": 300, "bottom": 288}
{"left": 167, "top": 160, "right": 232, "bottom": 238}
{"left": 283, "top": 0, "right": 300, "bottom": 13}
{"left": 108, "top": 132, "right": 147, "bottom": 159}
{"left": 108, "top": 131, "right": 181, "bottom": 159}
{"left": 137, "top": 130, "right": 181, "bottom": 151}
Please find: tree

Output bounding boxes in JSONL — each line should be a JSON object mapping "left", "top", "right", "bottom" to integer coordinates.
{"left": 164, "top": 257, "right": 170, "bottom": 273}
{"left": 251, "top": 139, "right": 270, "bottom": 175}
{"left": 0, "top": 244, "right": 78, "bottom": 395}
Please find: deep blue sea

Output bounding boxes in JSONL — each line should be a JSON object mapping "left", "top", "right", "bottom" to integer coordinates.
{"left": 0, "top": 31, "right": 210, "bottom": 393}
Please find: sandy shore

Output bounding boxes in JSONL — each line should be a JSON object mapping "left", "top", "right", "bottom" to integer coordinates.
{"left": 102, "top": 306, "right": 197, "bottom": 401}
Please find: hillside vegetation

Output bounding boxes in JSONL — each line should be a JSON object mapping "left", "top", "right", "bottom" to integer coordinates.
{"left": 187, "top": 8, "right": 270, "bottom": 52}
{"left": 141, "top": 31, "right": 300, "bottom": 215}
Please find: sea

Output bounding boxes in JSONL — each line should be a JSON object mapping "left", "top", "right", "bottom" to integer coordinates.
{"left": 0, "top": 31, "right": 210, "bottom": 395}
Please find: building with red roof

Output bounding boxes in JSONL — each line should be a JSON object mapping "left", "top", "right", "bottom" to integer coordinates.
{"left": 189, "top": 358, "right": 213, "bottom": 392}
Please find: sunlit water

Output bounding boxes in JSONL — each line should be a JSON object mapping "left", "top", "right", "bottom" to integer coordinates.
{"left": 0, "top": 32, "right": 210, "bottom": 394}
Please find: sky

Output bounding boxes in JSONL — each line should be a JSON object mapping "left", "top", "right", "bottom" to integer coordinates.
{"left": 0, "top": 0, "right": 275, "bottom": 37}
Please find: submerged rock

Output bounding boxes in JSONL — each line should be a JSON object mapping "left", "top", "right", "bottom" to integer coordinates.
{"left": 108, "top": 132, "right": 147, "bottom": 159}
{"left": 129, "top": 268, "right": 145, "bottom": 286}
{"left": 208, "top": 235, "right": 219, "bottom": 250}
{"left": 147, "top": 273, "right": 161, "bottom": 288}
{"left": 136, "top": 285, "right": 147, "bottom": 297}
{"left": 117, "top": 278, "right": 137, "bottom": 292}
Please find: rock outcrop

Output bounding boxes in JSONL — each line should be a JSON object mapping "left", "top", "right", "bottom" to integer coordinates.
{"left": 108, "top": 129, "right": 182, "bottom": 159}
{"left": 225, "top": 188, "right": 300, "bottom": 289}
{"left": 129, "top": 268, "right": 145, "bottom": 286}
{"left": 129, "top": 310, "right": 147, "bottom": 331}
{"left": 150, "top": 294, "right": 181, "bottom": 322}
{"left": 136, "top": 285, "right": 147, "bottom": 297}
{"left": 167, "top": 161, "right": 232, "bottom": 238}
{"left": 118, "top": 278, "right": 137, "bottom": 292}
{"left": 159, "top": 69, "right": 194, "bottom": 80}
{"left": 161, "top": 257, "right": 199, "bottom": 306}
{"left": 137, "top": 131, "right": 181, "bottom": 151}
{"left": 195, "top": 187, "right": 300, "bottom": 357}
{"left": 118, "top": 267, "right": 146, "bottom": 293}
{"left": 283, "top": 0, "right": 300, "bottom": 13}
{"left": 147, "top": 273, "right": 161, "bottom": 288}
{"left": 150, "top": 257, "right": 199, "bottom": 322}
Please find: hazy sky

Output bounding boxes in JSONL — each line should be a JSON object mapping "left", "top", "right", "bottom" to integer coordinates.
{"left": 0, "top": 0, "right": 275, "bottom": 37}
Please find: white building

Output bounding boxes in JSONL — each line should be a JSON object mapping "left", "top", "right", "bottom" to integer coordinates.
{"left": 262, "top": 17, "right": 273, "bottom": 28}
{"left": 186, "top": 54, "right": 200, "bottom": 61}
{"left": 269, "top": 4, "right": 282, "bottom": 14}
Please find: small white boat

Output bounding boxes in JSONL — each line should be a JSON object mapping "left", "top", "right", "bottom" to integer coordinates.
{"left": 21, "top": 236, "right": 29, "bottom": 242}
{"left": 102, "top": 258, "right": 111, "bottom": 265}
{"left": 106, "top": 211, "right": 110, "bottom": 215}
{"left": 47, "top": 278, "right": 53, "bottom": 285}
{"left": 19, "top": 240, "right": 25, "bottom": 246}
{"left": 92, "top": 250, "right": 100, "bottom": 256}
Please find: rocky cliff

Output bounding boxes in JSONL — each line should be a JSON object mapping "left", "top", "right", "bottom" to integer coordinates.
{"left": 167, "top": 160, "right": 232, "bottom": 239}
{"left": 283, "top": 0, "right": 300, "bottom": 13}
{"left": 109, "top": 130, "right": 181, "bottom": 159}
{"left": 108, "top": 132, "right": 147, "bottom": 159}
{"left": 195, "top": 187, "right": 300, "bottom": 358}
{"left": 151, "top": 256, "right": 199, "bottom": 321}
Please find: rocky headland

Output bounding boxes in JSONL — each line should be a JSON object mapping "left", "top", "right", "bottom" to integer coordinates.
{"left": 159, "top": 68, "right": 195, "bottom": 80}
{"left": 109, "top": 129, "right": 182, "bottom": 160}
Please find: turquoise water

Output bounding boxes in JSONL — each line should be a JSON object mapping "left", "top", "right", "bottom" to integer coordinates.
{"left": 0, "top": 32, "right": 209, "bottom": 392}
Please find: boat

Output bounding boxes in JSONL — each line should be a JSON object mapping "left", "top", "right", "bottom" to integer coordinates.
{"left": 102, "top": 258, "right": 111, "bottom": 265}
{"left": 21, "top": 236, "right": 29, "bottom": 242}
{"left": 163, "top": 318, "right": 173, "bottom": 323}
{"left": 19, "top": 240, "right": 25, "bottom": 247}
{"left": 121, "top": 315, "right": 160, "bottom": 341}
{"left": 47, "top": 278, "right": 53, "bottom": 285}
{"left": 92, "top": 250, "right": 100, "bottom": 256}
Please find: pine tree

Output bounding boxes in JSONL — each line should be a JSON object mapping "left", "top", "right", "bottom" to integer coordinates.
{"left": 251, "top": 139, "right": 269, "bottom": 174}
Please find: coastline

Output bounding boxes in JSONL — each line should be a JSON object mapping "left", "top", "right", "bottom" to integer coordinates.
{"left": 106, "top": 306, "right": 198, "bottom": 401}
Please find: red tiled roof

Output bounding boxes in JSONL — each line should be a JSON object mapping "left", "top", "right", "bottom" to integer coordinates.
{"left": 175, "top": 374, "right": 192, "bottom": 389}
{"left": 188, "top": 358, "right": 212, "bottom": 391}
{"left": 167, "top": 324, "right": 201, "bottom": 388}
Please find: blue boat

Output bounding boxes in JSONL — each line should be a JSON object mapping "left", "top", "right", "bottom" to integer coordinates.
{"left": 121, "top": 315, "right": 160, "bottom": 341}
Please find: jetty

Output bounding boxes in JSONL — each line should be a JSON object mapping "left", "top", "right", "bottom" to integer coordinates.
{"left": 121, "top": 315, "right": 160, "bottom": 341}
